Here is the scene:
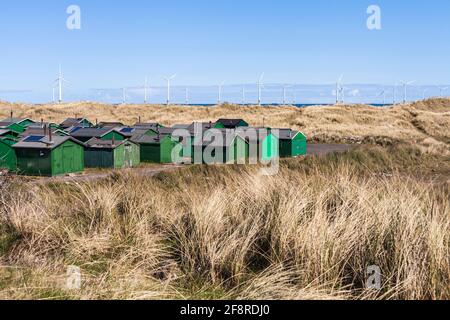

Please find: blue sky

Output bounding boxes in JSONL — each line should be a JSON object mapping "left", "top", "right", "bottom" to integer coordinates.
{"left": 0, "top": 0, "right": 449, "bottom": 103}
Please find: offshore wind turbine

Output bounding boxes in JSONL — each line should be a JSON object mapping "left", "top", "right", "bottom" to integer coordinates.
{"left": 438, "top": 86, "right": 449, "bottom": 98}
{"left": 282, "top": 85, "right": 292, "bottom": 105}
{"left": 218, "top": 81, "right": 225, "bottom": 104}
{"left": 54, "top": 64, "right": 69, "bottom": 103}
{"left": 242, "top": 85, "right": 246, "bottom": 105}
{"left": 336, "top": 74, "right": 344, "bottom": 104}
{"left": 422, "top": 88, "right": 429, "bottom": 100}
{"left": 122, "top": 87, "right": 127, "bottom": 104}
{"left": 400, "top": 81, "right": 414, "bottom": 104}
{"left": 185, "top": 87, "right": 189, "bottom": 105}
{"left": 257, "top": 73, "right": 265, "bottom": 106}
{"left": 378, "top": 87, "right": 386, "bottom": 105}
{"left": 163, "top": 74, "right": 177, "bottom": 106}
{"left": 143, "top": 76, "right": 150, "bottom": 104}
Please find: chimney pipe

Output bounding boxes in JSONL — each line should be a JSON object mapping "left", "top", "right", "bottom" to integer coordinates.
{"left": 41, "top": 118, "right": 44, "bottom": 128}
{"left": 49, "top": 126, "right": 53, "bottom": 144}
{"left": 138, "top": 116, "right": 141, "bottom": 124}
{"left": 10, "top": 110, "right": 13, "bottom": 121}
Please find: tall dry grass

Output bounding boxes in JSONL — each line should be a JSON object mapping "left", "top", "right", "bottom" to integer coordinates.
{"left": 0, "top": 146, "right": 449, "bottom": 300}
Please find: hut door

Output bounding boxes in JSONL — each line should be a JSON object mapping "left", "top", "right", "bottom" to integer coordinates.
{"left": 62, "top": 146, "right": 74, "bottom": 172}
{"left": 124, "top": 144, "right": 132, "bottom": 168}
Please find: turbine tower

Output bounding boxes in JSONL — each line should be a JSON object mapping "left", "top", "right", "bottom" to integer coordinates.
{"left": 163, "top": 74, "right": 177, "bottom": 106}
{"left": 282, "top": 85, "right": 292, "bottom": 105}
{"left": 122, "top": 87, "right": 127, "bottom": 104}
{"left": 379, "top": 87, "right": 386, "bottom": 105}
{"left": 143, "top": 76, "right": 149, "bottom": 104}
{"left": 422, "top": 88, "right": 429, "bottom": 100}
{"left": 400, "top": 81, "right": 414, "bottom": 104}
{"left": 218, "top": 81, "right": 225, "bottom": 105}
{"left": 185, "top": 87, "right": 189, "bottom": 105}
{"left": 257, "top": 73, "right": 265, "bottom": 106}
{"left": 336, "top": 74, "right": 344, "bottom": 104}
{"left": 54, "top": 64, "right": 68, "bottom": 103}
{"left": 242, "top": 85, "right": 246, "bottom": 105}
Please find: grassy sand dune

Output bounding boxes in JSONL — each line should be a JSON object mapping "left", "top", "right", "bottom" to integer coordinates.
{"left": 1, "top": 98, "right": 449, "bottom": 154}
{"left": 0, "top": 99, "right": 449, "bottom": 300}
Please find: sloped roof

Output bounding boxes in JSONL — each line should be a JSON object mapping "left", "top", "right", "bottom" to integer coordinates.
{"left": 172, "top": 124, "right": 190, "bottom": 129}
{"left": 19, "top": 128, "right": 68, "bottom": 137}
{"left": 85, "top": 138, "right": 127, "bottom": 149}
{"left": 197, "top": 129, "right": 247, "bottom": 147}
{"left": 0, "top": 129, "right": 11, "bottom": 136}
{"left": 131, "top": 134, "right": 167, "bottom": 144}
{"left": 216, "top": 119, "right": 248, "bottom": 128}
{"left": 133, "top": 122, "right": 164, "bottom": 129}
{"left": 0, "top": 118, "right": 34, "bottom": 125}
{"left": 13, "top": 135, "right": 84, "bottom": 150}
{"left": 70, "top": 127, "right": 122, "bottom": 138}
{"left": 97, "top": 122, "right": 125, "bottom": 128}
{"left": 60, "top": 118, "right": 91, "bottom": 128}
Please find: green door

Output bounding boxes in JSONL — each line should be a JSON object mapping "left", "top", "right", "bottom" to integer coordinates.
{"left": 124, "top": 144, "right": 131, "bottom": 168}
{"left": 62, "top": 145, "right": 74, "bottom": 173}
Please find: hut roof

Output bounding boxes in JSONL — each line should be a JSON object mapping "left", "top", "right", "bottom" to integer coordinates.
{"left": 85, "top": 138, "right": 126, "bottom": 149}
{"left": 70, "top": 127, "right": 120, "bottom": 139}
{"left": 133, "top": 122, "right": 164, "bottom": 129}
{"left": 97, "top": 121, "right": 125, "bottom": 128}
{"left": 0, "top": 118, "right": 34, "bottom": 125}
{"left": 198, "top": 129, "right": 246, "bottom": 147}
{"left": 20, "top": 127, "right": 68, "bottom": 137}
{"left": 0, "top": 129, "right": 11, "bottom": 136}
{"left": 13, "top": 135, "right": 84, "bottom": 150}
{"left": 131, "top": 134, "right": 168, "bottom": 144}
{"left": 216, "top": 119, "right": 248, "bottom": 128}
{"left": 60, "top": 118, "right": 91, "bottom": 128}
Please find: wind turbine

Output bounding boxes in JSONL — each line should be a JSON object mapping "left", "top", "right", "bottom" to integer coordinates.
{"left": 257, "top": 73, "right": 265, "bottom": 106}
{"left": 218, "top": 81, "right": 225, "bottom": 104}
{"left": 242, "top": 85, "right": 246, "bottom": 105}
{"left": 163, "top": 74, "right": 177, "bottom": 106}
{"left": 336, "top": 74, "right": 344, "bottom": 104}
{"left": 143, "top": 76, "right": 150, "bottom": 104}
{"left": 122, "top": 87, "right": 127, "bottom": 104}
{"left": 378, "top": 87, "right": 386, "bottom": 105}
{"left": 54, "top": 64, "right": 69, "bottom": 103}
{"left": 185, "top": 87, "right": 189, "bottom": 105}
{"left": 393, "top": 84, "right": 397, "bottom": 105}
{"left": 282, "top": 85, "right": 292, "bottom": 105}
{"left": 400, "top": 81, "right": 414, "bottom": 104}
{"left": 422, "top": 88, "right": 429, "bottom": 100}
{"left": 438, "top": 86, "right": 449, "bottom": 98}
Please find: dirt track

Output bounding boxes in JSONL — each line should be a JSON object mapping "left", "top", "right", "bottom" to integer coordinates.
{"left": 307, "top": 143, "right": 353, "bottom": 156}
{"left": 29, "top": 144, "right": 353, "bottom": 185}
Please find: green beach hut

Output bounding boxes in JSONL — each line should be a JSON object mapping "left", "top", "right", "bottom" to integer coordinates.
{"left": 84, "top": 138, "right": 140, "bottom": 169}
{"left": 13, "top": 135, "right": 85, "bottom": 176}
{"left": 131, "top": 133, "right": 182, "bottom": 164}
{"left": 192, "top": 129, "right": 249, "bottom": 165}
{"left": 276, "top": 129, "right": 307, "bottom": 158}
{"left": 214, "top": 119, "right": 249, "bottom": 129}
{"left": 0, "top": 137, "right": 18, "bottom": 171}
